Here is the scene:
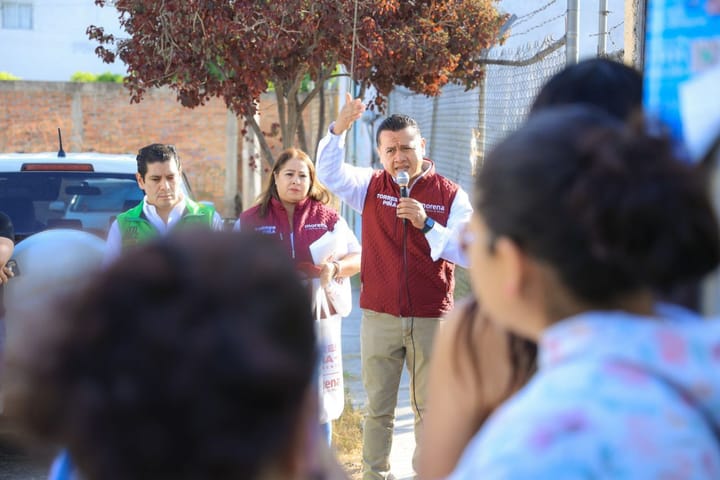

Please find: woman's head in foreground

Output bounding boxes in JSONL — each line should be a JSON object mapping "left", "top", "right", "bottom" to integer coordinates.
{"left": 6, "top": 231, "right": 319, "bottom": 480}
{"left": 468, "top": 105, "right": 719, "bottom": 339}
{"left": 530, "top": 57, "right": 642, "bottom": 120}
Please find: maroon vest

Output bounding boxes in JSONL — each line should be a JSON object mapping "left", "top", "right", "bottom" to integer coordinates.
{"left": 361, "top": 163, "right": 459, "bottom": 317}
{"left": 240, "top": 197, "right": 340, "bottom": 277}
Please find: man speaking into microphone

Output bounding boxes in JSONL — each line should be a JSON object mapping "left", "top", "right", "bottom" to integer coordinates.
{"left": 316, "top": 94, "right": 472, "bottom": 480}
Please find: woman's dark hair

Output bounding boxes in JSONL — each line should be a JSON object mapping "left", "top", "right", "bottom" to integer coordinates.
{"left": 448, "top": 59, "right": 678, "bottom": 435}
{"left": 6, "top": 231, "right": 316, "bottom": 480}
{"left": 530, "top": 58, "right": 643, "bottom": 121}
{"left": 453, "top": 298, "right": 537, "bottom": 423}
{"left": 255, "top": 147, "right": 331, "bottom": 217}
{"left": 478, "top": 105, "right": 720, "bottom": 304}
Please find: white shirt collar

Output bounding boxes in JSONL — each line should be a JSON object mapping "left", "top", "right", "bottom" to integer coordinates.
{"left": 141, "top": 195, "right": 187, "bottom": 234}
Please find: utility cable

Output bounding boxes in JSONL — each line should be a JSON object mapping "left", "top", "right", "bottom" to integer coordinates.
{"left": 349, "top": 0, "right": 360, "bottom": 82}
{"left": 402, "top": 219, "right": 423, "bottom": 423}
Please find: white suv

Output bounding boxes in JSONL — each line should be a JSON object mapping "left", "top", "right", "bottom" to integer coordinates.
{"left": 0, "top": 150, "right": 194, "bottom": 242}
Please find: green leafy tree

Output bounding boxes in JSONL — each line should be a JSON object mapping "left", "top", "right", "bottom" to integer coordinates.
{"left": 96, "top": 72, "right": 124, "bottom": 83}
{"left": 0, "top": 72, "right": 20, "bottom": 81}
{"left": 70, "top": 72, "right": 97, "bottom": 82}
{"left": 89, "top": 1, "right": 506, "bottom": 167}
{"left": 70, "top": 71, "right": 124, "bottom": 83}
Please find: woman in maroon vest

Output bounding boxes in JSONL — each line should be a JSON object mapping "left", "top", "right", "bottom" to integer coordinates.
{"left": 235, "top": 148, "right": 361, "bottom": 445}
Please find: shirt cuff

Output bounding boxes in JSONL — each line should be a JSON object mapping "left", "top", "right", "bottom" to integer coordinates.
{"left": 328, "top": 122, "right": 347, "bottom": 146}
{"left": 425, "top": 222, "right": 448, "bottom": 261}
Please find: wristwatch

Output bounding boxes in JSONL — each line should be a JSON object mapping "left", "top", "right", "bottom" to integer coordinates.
{"left": 421, "top": 216, "right": 435, "bottom": 234}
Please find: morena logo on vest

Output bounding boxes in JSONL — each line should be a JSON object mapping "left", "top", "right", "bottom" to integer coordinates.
{"left": 303, "top": 223, "right": 329, "bottom": 231}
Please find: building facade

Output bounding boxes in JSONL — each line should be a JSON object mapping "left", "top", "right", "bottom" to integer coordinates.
{"left": 0, "top": 0, "right": 126, "bottom": 81}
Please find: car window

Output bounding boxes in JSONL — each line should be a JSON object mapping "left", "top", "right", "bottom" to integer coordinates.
{"left": 68, "top": 179, "right": 143, "bottom": 213}
{"left": 0, "top": 172, "right": 140, "bottom": 240}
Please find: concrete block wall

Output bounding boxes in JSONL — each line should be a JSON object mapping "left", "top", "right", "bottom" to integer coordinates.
{"left": 0, "top": 81, "right": 233, "bottom": 215}
{"left": 0, "top": 81, "right": 336, "bottom": 218}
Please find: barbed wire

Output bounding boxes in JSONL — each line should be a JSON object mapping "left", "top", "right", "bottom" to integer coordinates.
{"left": 510, "top": 0, "right": 560, "bottom": 28}
{"left": 587, "top": 20, "right": 624, "bottom": 37}
{"left": 606, "top": 20, "right": 624, "bottom": 49}
{"left": 587, "top": 20, "right": 624, "bottom": 51}
{"left": 487, "top": 36, "right": 564, "bottom": 64}
{"left": 506, "top": 12, "right": 566, "bottom": 39}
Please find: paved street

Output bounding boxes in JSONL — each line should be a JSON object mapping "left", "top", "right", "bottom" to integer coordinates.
{"left": 0, "top": 438, "right": 50, "bottom": 480}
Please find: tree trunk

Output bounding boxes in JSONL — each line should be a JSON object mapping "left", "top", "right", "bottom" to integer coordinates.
{"left": 314, "top": 81, "right": 326, "bottom": 159}
{"left": 284, "top": 75, "right": 303, "bottom": 149}
{"left": 275, "top": 84, "right": 289, "bottom": 149}
{"left": 296, "top": 99, "right": 308, "bottom": 154}
{"left": 285, "top": 95, "right": 298, "bottom": 150}
{"left": 244, "top": 114, "right": 276, "bottom": 169}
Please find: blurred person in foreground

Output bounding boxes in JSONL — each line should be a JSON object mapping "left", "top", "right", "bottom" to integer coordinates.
{"left": 5, "top": 231, "right": 348, "bottom": 480}
{"left": 0, "top": 211, "right": 14, "bottom": 358}
{"left": 104, "top": 143, "right": 223, "bottom": 264}
{"left": 0, "top": 211, "right": 15, "bottom": 306}
{"left": 419, "top": 57, "right": 645, "bottom": 479}
{"left": 447, "top": 105, "right": 720, "bottom": 478}
{"left": 316, "top": 95, "right": 472, "bottom": 480}
{"left": 0, "top": 212, "right": 13, "bottom": 285}
{"left": 236, "top": 147, "right": 361, "bottom": 445}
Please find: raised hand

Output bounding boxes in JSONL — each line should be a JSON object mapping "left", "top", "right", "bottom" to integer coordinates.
{"left": 332, "top": 92, "right": 366, "bottom": 135}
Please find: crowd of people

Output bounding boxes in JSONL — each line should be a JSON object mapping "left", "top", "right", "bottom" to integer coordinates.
{"left": 1, "top": 56, "right": 719, "bottom": 480}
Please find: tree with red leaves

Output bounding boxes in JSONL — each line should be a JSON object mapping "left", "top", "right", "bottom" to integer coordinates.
{"left": 89, "top": 1, "right": 506, "bottom": 166}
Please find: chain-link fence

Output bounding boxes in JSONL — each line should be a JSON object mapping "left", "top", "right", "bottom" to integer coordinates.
{"left": 381, "top": 0, "right": 626, "bottom": 189}
{"left": 476, "top": 37, "right": 567, "bottom": 170}
{"left": 385, "top": 37, "right": 568, "bottom": 193}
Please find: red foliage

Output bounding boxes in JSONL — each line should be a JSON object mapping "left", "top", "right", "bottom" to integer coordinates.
{"left": 90, "top": 0, "right": 506, "bottom": 164}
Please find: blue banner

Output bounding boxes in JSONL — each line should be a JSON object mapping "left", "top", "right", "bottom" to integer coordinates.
{"left": 644, "top": 0, "right": 720, "bottom": 160}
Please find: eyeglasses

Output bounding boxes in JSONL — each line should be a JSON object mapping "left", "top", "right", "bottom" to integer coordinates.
{"left": 459, "top": 224, "right": 499, "bottom": 254}
{"left": 459, "top": 225, "right": 475, "bottom": 254}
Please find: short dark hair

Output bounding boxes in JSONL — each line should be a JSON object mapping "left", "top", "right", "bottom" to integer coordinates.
{"left": 6, "top": 231, "right": 317, "bottom": 480}
{"left": 530, "top": 58, "right": 642, "bottom": 121}
{"left": 477, "top": 105, "right": 719, "bottom": 304}
{"left": 376, "top": 114, "right": 421, "bottom": 146}
{"left": 136, "top": 143, "right": 180, "bottom": 179}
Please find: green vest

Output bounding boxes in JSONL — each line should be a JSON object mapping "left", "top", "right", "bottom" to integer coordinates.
{"left": 116, "top": 199, "right": 216, "bottom": 250}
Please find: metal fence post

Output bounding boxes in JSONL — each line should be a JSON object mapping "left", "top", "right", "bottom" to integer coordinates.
{"left": 598, "top": 0, "right": 609, "bottom": 56}
{"left": 567, "top": 0, "right": 580, "bottom": 64}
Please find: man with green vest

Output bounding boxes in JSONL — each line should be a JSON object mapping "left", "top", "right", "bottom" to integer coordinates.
{"left": 104, "top": 144, "right": 223, "bottom": 264}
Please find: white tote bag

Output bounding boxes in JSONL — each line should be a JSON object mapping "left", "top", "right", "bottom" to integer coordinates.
{"left": 315, "top": 284, "right": 345, "bottom": 423}
{"left": 324, "top": 276, "right": 352, "bottom": 317}
{"left": 309, "top": 229, "right": 352, "bottom": 317}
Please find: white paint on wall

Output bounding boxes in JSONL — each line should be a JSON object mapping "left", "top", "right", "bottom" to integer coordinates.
{"left": 0, "top": 0, "right": 127, "bottom": 81}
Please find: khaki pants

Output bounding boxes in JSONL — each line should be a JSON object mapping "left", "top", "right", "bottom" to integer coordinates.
{"left": 360, "top": 309, "right": 440, "bottom": 480}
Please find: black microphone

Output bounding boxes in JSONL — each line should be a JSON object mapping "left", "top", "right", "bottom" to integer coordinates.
{"left": 397, "top": 171, "right": 410, "bottom": 226}
{"left": 397, "top": 171, "right": 410, "bottom": 198}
